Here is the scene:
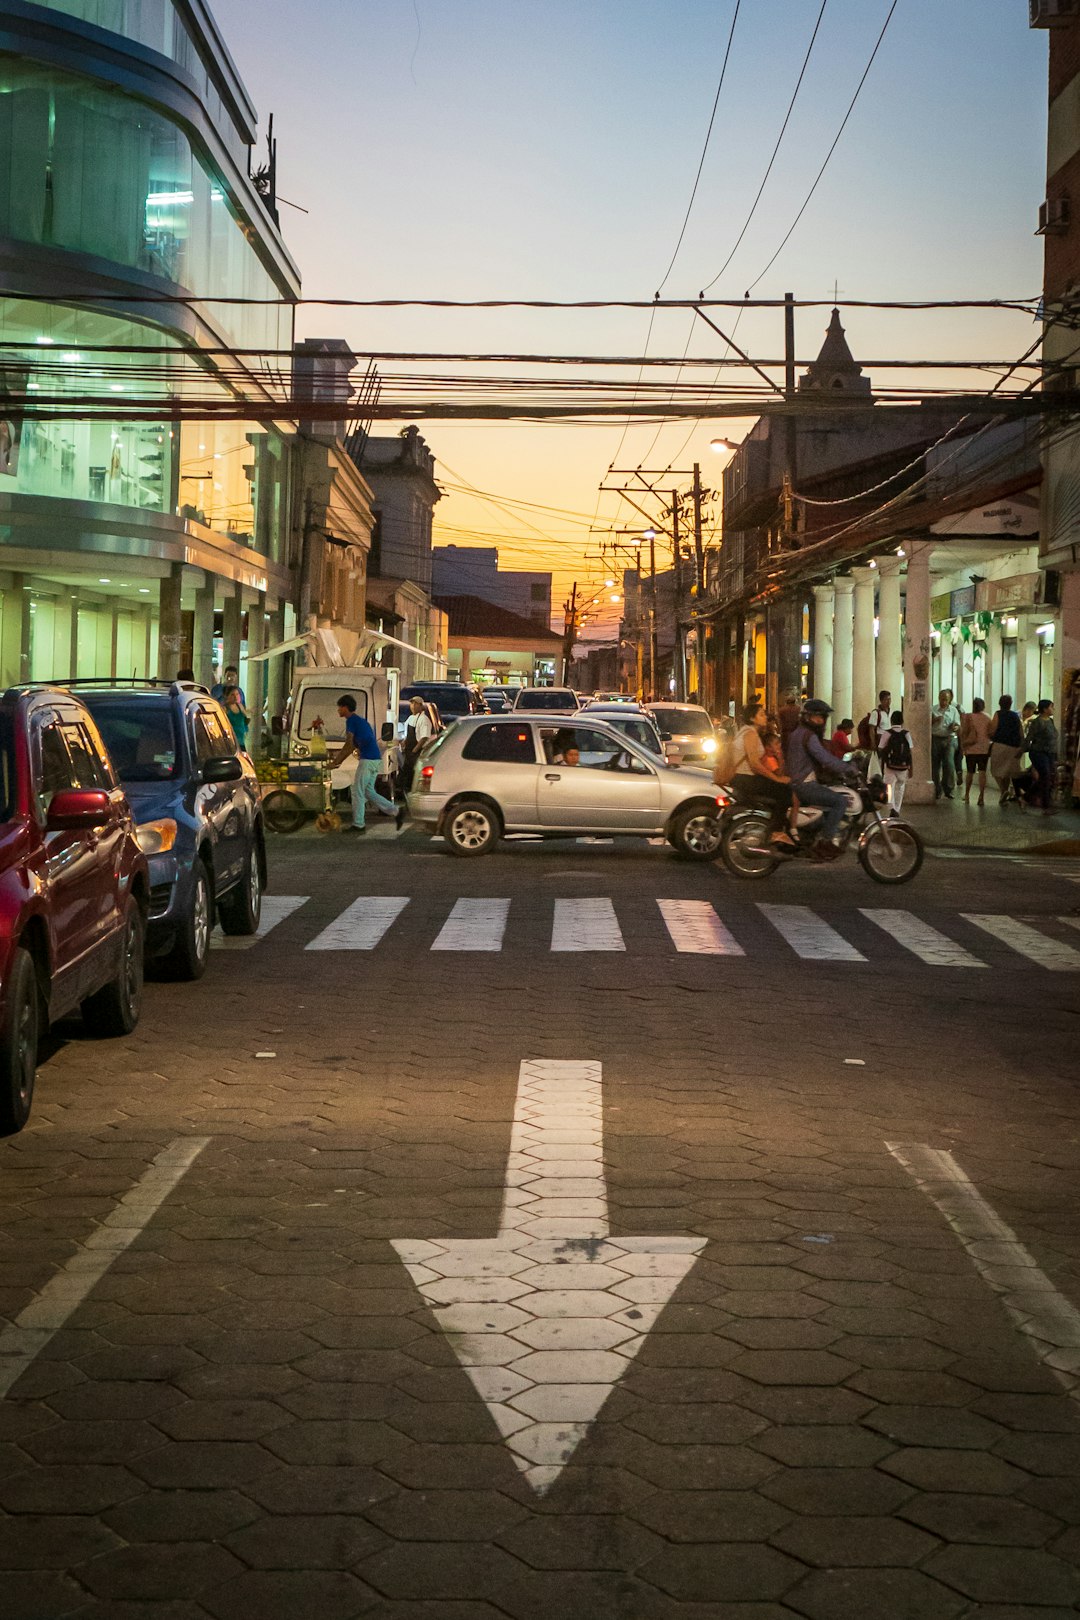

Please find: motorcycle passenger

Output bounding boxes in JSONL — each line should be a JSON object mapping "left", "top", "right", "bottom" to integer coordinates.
{"left": 785, "top": 699, "right": 859, "bottom": 862}
{"left": 730, "top": 702, "right": 797, "bottom": 848}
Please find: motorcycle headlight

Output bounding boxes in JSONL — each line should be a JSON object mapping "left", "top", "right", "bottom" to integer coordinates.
{"left": 137, "top": 818, "right": 179, "bottom": 856}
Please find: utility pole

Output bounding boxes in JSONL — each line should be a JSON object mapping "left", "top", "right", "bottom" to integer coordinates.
{"left": 671, "top": 490, "right": 685, "bottom": 702}
{"left": 561, "top": 582, "right": 578, "bottom": 686}
{"left": 782, "top": 291, "right": 798, "bottom": 543}
{"left": 648, "top": 528, "right": 658, "bottom": 702}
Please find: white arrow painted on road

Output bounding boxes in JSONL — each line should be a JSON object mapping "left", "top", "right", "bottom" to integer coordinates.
{"left": 392, "top": 1060, "right": 705, "bottom": 1495}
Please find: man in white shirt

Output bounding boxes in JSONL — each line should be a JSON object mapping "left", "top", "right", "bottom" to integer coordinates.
{"left": 931, "top": 688, "right": 962, "bottom": 800}
{"left": 400, "top": 696, "right": 434, "bottom": 793}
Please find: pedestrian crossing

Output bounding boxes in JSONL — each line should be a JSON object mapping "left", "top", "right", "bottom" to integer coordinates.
{"left": 226, "top": 892, "right": 1080, "bottom": 971}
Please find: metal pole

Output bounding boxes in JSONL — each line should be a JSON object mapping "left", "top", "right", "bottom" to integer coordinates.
{"left": 648, "top": 530, "right": 658, "bottom": 701}
{"left": 671, "top": 491, "right": 685, "bottom": 702}
{"left": 783, "top": 292, "right": 798, "bottom": 541}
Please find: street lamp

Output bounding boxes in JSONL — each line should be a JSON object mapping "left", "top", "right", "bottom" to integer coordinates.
{"left": 709, "top": 436, "right": 741, "bottom": 455}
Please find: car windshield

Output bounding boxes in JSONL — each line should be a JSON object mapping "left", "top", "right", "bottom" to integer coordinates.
{"left": 0, "top": 713, "right": 13, "bottom": 821}
{"left": 652, "top": 707, "right": 714, "bottom": 736}
{"left": 406, "top": 687, "right": 472, "bottom": 716}
{"left": 612, "top": 718, "right": 663, "bottom": 753}
{"left": 297, "top": 687, "right": 371, "bottom": 742}
{"left": 82, "top": 698, "right": 179, "bottom": 782}
{"left": 520, "top": 691, "right": 576, "bottom": 710}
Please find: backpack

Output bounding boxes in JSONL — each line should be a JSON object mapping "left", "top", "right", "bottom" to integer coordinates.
{"left": 882, "top": 729, "right": 912, "bottom": 773}
{"left": 856, "top": 713, "right": 876, "bottom": 750}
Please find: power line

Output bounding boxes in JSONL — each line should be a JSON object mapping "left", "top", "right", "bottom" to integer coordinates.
{"left": 0, "top": 290, "right": 1041, "bottom": 311}
{"left": 655, "top": 0, "right": 742, "bottom": 295}
{"left": 700, "top": 0, "right": 830, "bottom": 295}
{"left": 746, "top": 0, "right": 901, "bottom": 293}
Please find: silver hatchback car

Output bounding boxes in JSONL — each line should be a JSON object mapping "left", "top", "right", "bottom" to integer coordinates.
{"left": 407, "top": 714, "right": 725, "bottom": 859}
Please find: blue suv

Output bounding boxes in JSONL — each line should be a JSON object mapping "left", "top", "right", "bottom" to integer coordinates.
{"left": 78, "top": 682, "right": 266, "bottom": 979}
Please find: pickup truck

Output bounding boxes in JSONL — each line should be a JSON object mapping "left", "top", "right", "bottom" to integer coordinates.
{"left": 0, "top": 686, "right": 148, "bottom": 1134}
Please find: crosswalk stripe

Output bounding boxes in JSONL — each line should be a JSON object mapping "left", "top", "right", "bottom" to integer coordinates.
{"left": 305, "top": 896, "right": 410, "bottom": 951}
{"left": 859, "top": 908, "right": 986, "bottom": 968}
{"left": 962, "top": 913, "right": 1080, "bottom": 972}
{"left": 212, "top": 895, "right": 308, "bottom": 951}
{"left": 657, "top": 900, "right": 745, "bottom": 955}
{"left": 758, "top": 903, "right": 865, "bottom": 962}
{"left": 552, "top": 898, "right": 625, "bottom": 953}
{"left": 431, "top": 899, "right": 510, "bottom": 952}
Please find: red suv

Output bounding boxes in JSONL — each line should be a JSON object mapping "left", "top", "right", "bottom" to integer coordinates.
{"left": 0, "top": 687, "right": 148, "bottom": 1135}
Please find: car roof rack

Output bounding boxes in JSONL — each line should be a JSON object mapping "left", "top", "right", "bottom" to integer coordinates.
{"left": 59, "top": 678, "right": 211, "bottom": 695}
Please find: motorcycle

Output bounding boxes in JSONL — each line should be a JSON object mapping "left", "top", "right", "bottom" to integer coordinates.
{"left": 720, "top": 775, "right": 924, "bottom": 884}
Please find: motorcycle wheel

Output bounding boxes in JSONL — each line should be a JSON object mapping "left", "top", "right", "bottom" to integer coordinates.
{"left": 858, "top": 818, "right": 924, "bottom": 884}
{"left": 720, "top": 810, "right": 781, "bottom": 880}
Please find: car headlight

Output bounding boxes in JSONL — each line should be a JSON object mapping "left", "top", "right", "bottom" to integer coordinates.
{"left": 702, "top": 737, "right": 718, "bottom": 754}
{"left": 137, "top": 819, "right": 179, "bottom": 856}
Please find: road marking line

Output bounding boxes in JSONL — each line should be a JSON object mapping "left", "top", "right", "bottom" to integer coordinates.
{"left": 657, "top": 900, "right": 745, "bottom": 955}
{"left": 551, "top": 899, "right": 625, "bottom": 953}
{"left": 211, "top": 894, "right": 308, "bottom": 951}
{"left": 887, "top": 1143, "right": 1080, "bottom": 1398}
{"left": 757, "top": 903, "right": 865, "bottom": 962}
{"left": 432, "top": 899, "right": 511, "bottom": 952}
{"left": 860, "top": 908, "right": 986, "bottom": 968}
{"left": 306, "top": 896, "right": 409, "bottom": 951}
{"left": 393, "top": 1061, "right": 704, "bottom": 1494}
{"left": 0, "top": 1138, "right": 210, "bottom": 1399}
{"left": 962, "top": 913, "right": 1080, "bottom": 971}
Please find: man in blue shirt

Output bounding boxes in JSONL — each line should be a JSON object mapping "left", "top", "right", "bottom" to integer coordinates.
{"left": 786, "top": 699, "right": 859, "bottom": 862}
{"left": 212, "top": 665, "right": 247, "bottom": 711}
{"left": 333, "top": 695, "right": 397, "bottom": 834}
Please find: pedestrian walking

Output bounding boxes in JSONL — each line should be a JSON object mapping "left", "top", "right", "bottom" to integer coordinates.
{"left": 988, "top": 694, "right": 1026, "bottom": 806}
{"left": 221, "top": 685, "right": 249, "bottom": 752}
{"left": 930, "top": 688, "right": 961, "bottom": 799}
{"left": 960, "top": 697, "right": 993, "bottom": 806}
{"left": 212, "top": 664, "right": 247, "bottom": 709}
{"left": 1026, "top": 699, "right": 1059, "bottom": 816}
{"left": 332, "top": 695, "right": 397, "bottom": 836}
{"left": 880, "top": 710, "right": 914, "bottom": 813}
{"left": 857, "top": 690, "right": 892, "bottom": 774}
{"left": 399, "top": 695, "right": 434, "bottom": 797}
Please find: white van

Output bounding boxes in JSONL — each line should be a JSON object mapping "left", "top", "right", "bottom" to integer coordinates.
{"left": 280, "top": 668, "right": 399, "bottom": 794}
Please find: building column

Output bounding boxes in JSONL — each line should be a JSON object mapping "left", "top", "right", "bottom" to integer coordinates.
{"left": 246, "top": 593, "right": 267, "bottom": 756}
{"left": 851, "top": 565, "right": 877, "bottom": 723}
{"left": 222, "top": 583, "right": 243, "bottom": 679}
{"left": 901, "top": 541, "right": 934, "bottom": 803}
{"left": 1, "top": 575, "right": 31, "bottom": 688}
{"left": 109, "top": 605, "right": 120, "bottom": 680}
{"left": 832, "top": 576, "right": 854, "bottom": 723}
{"left": 876, "top": 556, "right": 903, "bottom": 709}
{"left": 811, "top": 583, "right": 835, "bottom": 710}
{"left": 193, "top": 580, "right": 216, "bottom": 688}
{"left": 265, "top": 602, "right": 288, "bottom": 752}
{"left": 70, "top": 595, "right": 82, "bottom": 681}
{"left": 157, "top": 564, "right": 184, "bottom": 680}
{"left": 139, "top": 607, "right": 153, "bottom": 682}
{"left": 984, "top": 619, "right": 1002, "bottom": 709}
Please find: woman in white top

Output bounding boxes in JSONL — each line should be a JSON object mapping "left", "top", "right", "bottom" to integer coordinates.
{"left": 730, "top": 702, "right": 796, "bottom": 848}
{"left": 960, "top": 698, "right": 993, "bottom": 807}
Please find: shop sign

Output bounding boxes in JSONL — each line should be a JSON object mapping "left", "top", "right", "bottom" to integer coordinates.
{"left": 950, "top": 585, "right": 976, "bottom": 617}
{"left": 930, "top": 491, "right": 1039, "bottom": 536}
{"left": 930, "top": 591, "right": 952, "bottom": 622}
{"left": 978, "top": 571, "right": 1041, "bottom": 612}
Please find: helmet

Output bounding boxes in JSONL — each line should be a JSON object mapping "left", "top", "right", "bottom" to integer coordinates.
{"left": 802, "top": 698, "right": 832, "bottom": 720}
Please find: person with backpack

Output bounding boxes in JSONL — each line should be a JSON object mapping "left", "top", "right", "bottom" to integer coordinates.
{"left": 856, "top": 690, "right": 892, "bottom": 773}
{"left": 880, "top": 711, "right": 914, "bottom": 813}
{"left": 716, "top": 701, "right": 796, "bottom": 848}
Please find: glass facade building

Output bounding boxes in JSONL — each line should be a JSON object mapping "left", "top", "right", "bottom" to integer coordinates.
{"left": 0, "top": 0, "right": 300, "bottom": 687}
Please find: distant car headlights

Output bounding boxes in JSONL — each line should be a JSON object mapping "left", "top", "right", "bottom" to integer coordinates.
{"left": 136, "top": 818, "right": 179, "bottom": 856}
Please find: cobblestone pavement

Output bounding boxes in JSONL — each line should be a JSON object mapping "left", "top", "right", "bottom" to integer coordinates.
{"left": 2, "top": 832, "right": 1079, "bottom": 1619}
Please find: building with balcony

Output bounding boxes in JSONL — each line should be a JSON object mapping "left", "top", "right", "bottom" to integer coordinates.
{"left": 432, "top": 545, "right": 552, "bottom": 628}
{"left": 0, "top": 0, "right": 300, "bottom": 699}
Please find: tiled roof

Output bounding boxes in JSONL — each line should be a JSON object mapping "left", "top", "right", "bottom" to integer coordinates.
{"left": 433, "top": 594, "right": 562, "bottom": 646}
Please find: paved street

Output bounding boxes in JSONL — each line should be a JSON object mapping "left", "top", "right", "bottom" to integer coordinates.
{"left": 2, "top": 830, "right": 1080, "bottom": 1619}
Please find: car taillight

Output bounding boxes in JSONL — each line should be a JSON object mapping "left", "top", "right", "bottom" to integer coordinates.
{"left": 420, "top": 765, "right": 435, "bottom": 793}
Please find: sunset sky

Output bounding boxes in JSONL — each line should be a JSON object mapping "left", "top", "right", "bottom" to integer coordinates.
{"left": 212, "top": 0, "right": 1048, "bottom": 638}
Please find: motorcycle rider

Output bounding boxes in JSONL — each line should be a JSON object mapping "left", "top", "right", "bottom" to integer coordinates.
{"left": 785, "top": 698, "right": 860, "bottom": 862}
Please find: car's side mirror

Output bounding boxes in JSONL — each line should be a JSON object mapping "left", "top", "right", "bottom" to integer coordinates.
{"left": 202, "top": 756, "right": 244, "bottom": 784}
{"left": 47, "top": 789, "right": 111, "bottom": 830}
{"left": 271, "top": 715, "right": 285, "bottom": 737}
{"left": 660, "top": 731, "right": 673, "bottom": 742}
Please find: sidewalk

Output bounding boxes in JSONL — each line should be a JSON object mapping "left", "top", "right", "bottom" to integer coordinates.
{"left": 901, "top": 792, "right": 1080, "bottom": 855}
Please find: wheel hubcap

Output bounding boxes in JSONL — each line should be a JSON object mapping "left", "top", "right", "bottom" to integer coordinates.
{"left": 249, "top": 857, "right": 261, "bottom": 910}
{"left": 193, "top": 880, "right": 210, "bottom": 961}
{"left": 685, "top": 815, "right": 721, "bottom": 854}
{"left": 17, "top": 995, "right": 35, "bottom": 1103}
{"left": 453, "top": 811, "right": 488, "bottom": 849}
{"left": 124, "top": 919, "right": 142, "bottom": 1009}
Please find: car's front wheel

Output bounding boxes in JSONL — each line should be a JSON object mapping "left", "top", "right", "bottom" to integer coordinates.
{"left": 669, "top": 804, "right": 723, "bottom": 861}
{"left": 444, "top": 799, "right": 499, "bottom": 857}
{"left": 218, "top": 841, "right": 263, "bottom": 936}
{"left": 82, "top": 897, "right": 144, "bottom": 1037}
{"left": 0, "top": 947, "right": 40, "bottom": 1136}
{"left": 162, "top": 859, "right": 212, "bottom": 980}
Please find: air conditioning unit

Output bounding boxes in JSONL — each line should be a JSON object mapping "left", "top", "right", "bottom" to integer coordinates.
{"left": 1030, "top": 0, "right": 1080, "bottom": 25}
{"left": 1038, "top": 197, "right": 1071, "bottom": 234}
